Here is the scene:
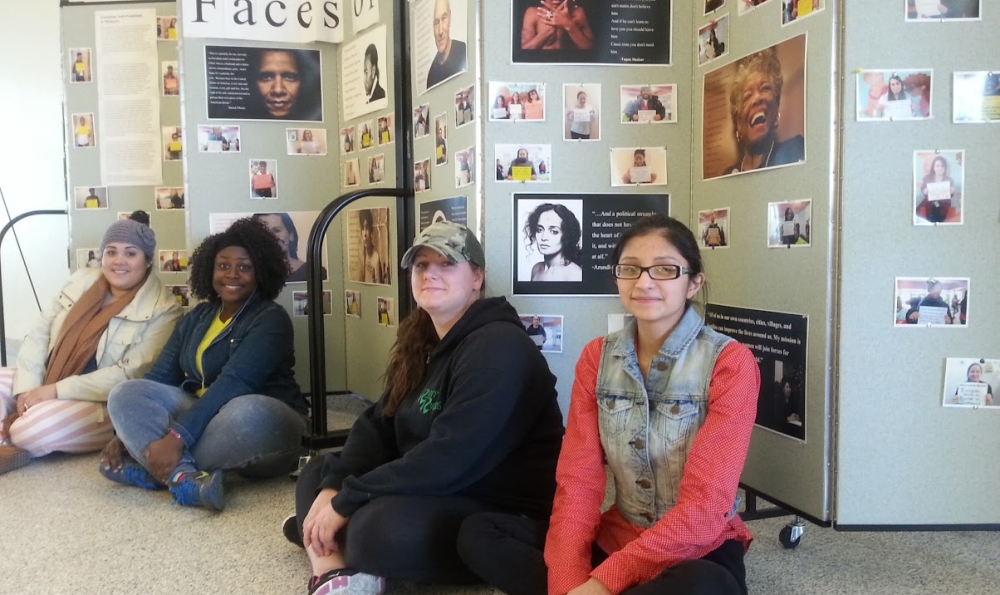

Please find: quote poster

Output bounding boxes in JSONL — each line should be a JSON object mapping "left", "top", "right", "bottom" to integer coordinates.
{"left": 706, "top": 303, "right": 808, "bottom": 442}
{"left": 513, "top": 193, "right": 668, "bottom": 296}
{"left": 419, "top": 196, "right": 468, "bottom": 232}
{"left": 205, "top": 46, "right": 323, "bottom": 121}
{"left": 511, "top": 0, "right": 672, "bottom": 65}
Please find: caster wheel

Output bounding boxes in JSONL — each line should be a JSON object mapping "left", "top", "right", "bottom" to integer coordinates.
{"left": 779, "top": 525, "right": 801, "bottom": 549}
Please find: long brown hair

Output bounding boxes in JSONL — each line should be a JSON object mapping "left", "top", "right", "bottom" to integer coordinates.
{"left": 382, "top": 307, "right": 439, "bottom": 416}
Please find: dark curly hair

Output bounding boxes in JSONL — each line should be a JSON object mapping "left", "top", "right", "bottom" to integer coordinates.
{"left": 188, "top": 217, "right": 289, "bottom": 302}
{"left": 522, "top": 203, "right": 582, "bottom": 266}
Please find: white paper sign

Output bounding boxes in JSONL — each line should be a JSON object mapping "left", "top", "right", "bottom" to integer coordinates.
{"left": 913, "top": 0, "right": 940, "bottom": 17}
{"left": 883, "top": 99, "right": 912, "bottom": 119}
{"left": 182, "top": 0, "right": 344, "bottom": 43}
{"left": 492, "top": 107, "right": 508, "bottom": 119}
{"left": 352, "top": 0, "right": 380, "bottom": 34}
{"left": 629, "top": 166, "right": 651, "bottom": 184}
{"left": 573, "top": 108, "right": 591, "bottom": 123}
{"left": 782, "top": 221, "right": 795, "bottom": 236}
{"left": 509, "top": 104, "right": 524, "bottom": 120}
{"left": 918, "top": 306, "right": 948, "bottom": 325}
{"left": 955, "top": 383, "right": 988, "bottom": 406}
{"left": 637, "top": 109, "right": 656, "bottom": 123}
{"left": 926, "top": 181, "right": 951, "bottom": 202}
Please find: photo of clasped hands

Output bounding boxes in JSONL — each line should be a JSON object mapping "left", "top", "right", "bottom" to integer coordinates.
{"left": 522, "top": 0, "right": 595, "bottom": 51}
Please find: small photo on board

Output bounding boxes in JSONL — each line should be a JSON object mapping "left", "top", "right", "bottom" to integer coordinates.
{"left": 434, "top": 113, "right": 448, "bottom": 165}
{"left": 292, "top": 290, "right": 333, "bottom": 317}
{"left": 697, "top": 16, "right": 729, "bottom": 66}
{"left": 159, "top": 250, "right": 189, "bottom": 272}
{"left": 377, "top": 114, "right": 394, "bottom": 146}
{"left": 157, "top": 16, "right": 179, "bottom": 40}
{"left": 413, "top": 104, "right": 431, "bottom": 138}
{"left": 163, "top": 126, "right": 183, "bottom": 161}
{"left": 69, "top": 48, "right": 92, "bottom": 83}
{"left": 906, "top": 0, "right": 980, "bottom": 21}
{"left": 894, "top": 277, "right": 969, "bottom": 327}
{"left": 154, "top": 187, "right": 185, "bottom": 210}
{"left": 767, "top": 199, "right": 811, "bottom": 248}
{"left": 488, "top": 82, "right": 546, "bottom": 121}
{"left": 496, "top": 144, "right": 552, "bottom": 183}
{"left": 345, "top": 290, "right": 362, "bottom": 318}
{"left": 515, "top": 199, "right": 584, "bottom": 283}
{"left": 76, "top": 248, "right": 101, "bottom": 270}
{"left": 166, "top": 285, "right": 191, "bottom": 308}
{"left": 249, "top": 159, "right": 278, "bottom": 198}
{"left": 942, "top": 357, "right": 997, "bottom": 408}
{"left": 197, "top": 125, "right": 241, "bottom": 153}
{"left": 620, "top": 84, "right": 676, "bottom": 123}
{"left": 563, "top": 83, "right": 601, "bottom": 141}
{"left": 286, "top": 128, "right": 328, "bottom": 155}
{"left": 455, "top": 146, "right": 475, "bottom": 188}
{"left": 913, "top": 150, "right": 964, "bottom": 225}
{"left": 705, "top": 0, "right": 726, "bottom": 14}
{"left": 346, "top": 207, "right": 392, "bottom": 285}
{"left": 368, "top": 154, "right": 386, "bottom": 185}
{"left": 359, "top": 119, "right": 376, "bottom": 150}
{"left": 73, "top": 186, "right": 108, "bottom": 210}
{"left": 376, "top": 296, "right": 394, "bottom": 326}
{"left": 344, "top": 158, "right": 361, "bottom": 188}
{"left": 737, "top": 0, "right": 775, "bottom": 16}
{"left": 611, "top": 147, "right": 667, "bottom": 187}
{"left": 953, "top": 72, "right": 1000, "bottom": 123}
{"left": 415, "top": 158, "right": 432, "bottom": 193}
{"left": 856, "top": 69, "right": 933, "bottom": 121}
{"left": 455, "top": 85, "right": 475, "bottom": 128}
{"left": 519, "top": 314, "right": 564, "bottom": 353}
{"left": 341, "top": 125, "right": 356, "bottom": 154}
{"left": 782, "top": 0, "right": 824, "bottom": 25}
{"left": 697, "top": 207, "right": 731, "bottom": 249}
{"left": 162, "top": 61, "right": 179, "bottom": 96}
{"left": 72, "top": 113, "right": 96, "bottom": 148}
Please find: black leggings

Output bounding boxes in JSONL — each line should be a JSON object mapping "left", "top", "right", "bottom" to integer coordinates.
{"left": 294, "top": 454, "right": 499, "bottom": 584}
{"left": 457, "top": 512, "right": 747, "bottom": 595}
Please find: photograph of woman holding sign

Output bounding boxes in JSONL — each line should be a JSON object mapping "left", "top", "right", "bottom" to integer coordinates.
{"left": 950, "top": 362, "right": 994, "bottom": 406}
{"left": 916, "top": 153, "right": 959, "bottom": 224}
{"left": 875, "top": 74, "right": 909, "bottom": 118}
{"left": 565, "top": 87, "right": 599, "bottom": 140}
{"left": 522, "top": 202, "right": 583, "bottom": 282}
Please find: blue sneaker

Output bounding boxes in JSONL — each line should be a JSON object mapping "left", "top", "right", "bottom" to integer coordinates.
{"left": 100, "top": 458, "right": 163, "bottom": 490}
{"left": 168, "top": 470, "right": 225, "bottom": 511}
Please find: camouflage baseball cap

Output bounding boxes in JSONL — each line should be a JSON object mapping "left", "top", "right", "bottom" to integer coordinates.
{"left": 400, "top": 221, "right": 485, "bottom": 269}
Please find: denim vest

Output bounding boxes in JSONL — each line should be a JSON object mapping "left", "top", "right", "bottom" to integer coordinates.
{"left": 596, "top": 307, "right": 731, "bottom": 528}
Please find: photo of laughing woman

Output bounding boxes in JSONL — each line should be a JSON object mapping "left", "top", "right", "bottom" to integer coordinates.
{"left": 702, "top": 35, "right": 806, "bottom": 180}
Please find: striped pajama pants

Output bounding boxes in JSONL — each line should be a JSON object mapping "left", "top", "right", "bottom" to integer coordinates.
{"left": 0, "top": 368, "right": 114, "bottom": 457}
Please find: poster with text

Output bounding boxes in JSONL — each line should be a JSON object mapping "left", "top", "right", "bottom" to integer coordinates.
{"left": 419, "top": 196, "right": 468, "bottom": 232}
{"left": 341, "top": 26, "right": 389, "bottom": 121}
{"left": 512, "top": 0, "right": 672, "bottom": 65}
{"left": 702, "top": 34, "right": 806, "bottom": 180}
{"left": 942, "top": 357, "right": 997, "bottom": 408}
{"left": 706, "top": 303, "right": 808, "bottom": 442}
{"left": 205, "top": 46, "right": 323, "bottom": 121}
{"left": 513, "top": 193, "right": 669, "bottom": 296}
{"left": 411, "top": 0, "right": 470, "bottom": 96}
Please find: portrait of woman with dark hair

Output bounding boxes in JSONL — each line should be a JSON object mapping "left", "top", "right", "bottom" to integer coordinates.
{"left": 522, "top": 202, "right": 583, "bottom": 282}
{"left": 252, "top": 212, "right": 328, "bottom": 283}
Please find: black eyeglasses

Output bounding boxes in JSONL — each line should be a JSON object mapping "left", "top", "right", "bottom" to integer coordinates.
{"left": 613, "top": 264, "right": 690, "bottom": 280}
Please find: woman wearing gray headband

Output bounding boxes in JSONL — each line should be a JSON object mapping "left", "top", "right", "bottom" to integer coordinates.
{"left": 0, "top": 212, "right": 182, "bottom": 476}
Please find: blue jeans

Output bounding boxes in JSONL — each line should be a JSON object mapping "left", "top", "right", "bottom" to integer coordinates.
{"left": 108, "top": 379, "right": 307, "bottom": 478}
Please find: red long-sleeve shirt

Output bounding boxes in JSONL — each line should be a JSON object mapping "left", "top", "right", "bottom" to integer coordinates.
{"left": 545, "top": 338, "right": 760, "bottom": 595}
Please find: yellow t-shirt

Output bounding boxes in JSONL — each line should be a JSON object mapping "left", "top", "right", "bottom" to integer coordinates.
{"left": 168, "top": 140, "right": 182, "bottom": 152}
{"left": 84, "top": 196, "right": 100, "bottom": 209}
{"left": 74, "top": 62, "right": 86, "bottom": 73}
{"left": 168, "top": 27, "right": 178, "bottom": 40}
{"left": 195, "top": 309, "right": 233, "bottom": 397}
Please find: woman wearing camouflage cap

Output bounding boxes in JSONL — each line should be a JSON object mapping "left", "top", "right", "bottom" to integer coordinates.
{"left": 287, "top": 221, "right": 564, "bottom": 595}
{"left": 0, "top": 212, "right": 181, "bottom": 475}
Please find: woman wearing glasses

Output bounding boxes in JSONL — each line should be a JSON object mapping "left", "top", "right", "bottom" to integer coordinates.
{"left": 459, "top": 214, "right": 760, "bottom": 595}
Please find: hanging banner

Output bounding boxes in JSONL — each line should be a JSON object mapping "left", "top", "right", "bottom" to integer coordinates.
{"left": 182, "top": 0, "right": 344, "bottom": 44}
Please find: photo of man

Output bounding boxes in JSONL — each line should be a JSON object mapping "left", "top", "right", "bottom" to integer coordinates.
{"left": 69, "top": 48, "right": 91, "bottom": 83}
{"left": 364, "top": 44, "right": 386, "bottom": 103}
{"left": 197, "top": 125, "right": 240, "bottom": 153}
{"left": 249, "top": 159, "right": 278, "bottom": 198}
{"left": 697, "top": 208, "right": 731, "bottom": 249}
{"left": 163, "top": 126, "right": 183, "bottom": 161}
{"left": 162, "top": 62, "right": 179, "bottom": 96}
{"left": 205, "top": 46, "right": 323, "bottom": 121}
{"left": 72, "top": 113, "right": 95, "bottom": 148}
{"left": 455, "top": 86, "right": 475, "bottom": 127}
{"left": 426, "top": 0, "right": 468, "bottom": 90}
{"left": 622, "top": 84, "right": 673, "bottom": 123}
{"left": 73, "top": 186, "right": 108, "bottom": 210}
{"left": 342, "top": 26, "right": 389, "bottom": 121}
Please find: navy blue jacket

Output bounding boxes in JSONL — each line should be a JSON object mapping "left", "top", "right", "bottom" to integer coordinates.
{"left": 144, "top": 292, "right": 306, "bottom": 447}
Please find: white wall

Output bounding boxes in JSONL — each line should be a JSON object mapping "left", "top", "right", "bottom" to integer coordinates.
{"left": 0, "top": 1, "right": 70, "bottom": 344}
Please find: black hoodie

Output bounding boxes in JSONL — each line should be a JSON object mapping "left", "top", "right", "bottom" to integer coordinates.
{"left": 323, "top": 297, "right": 564, "bottom": 519}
